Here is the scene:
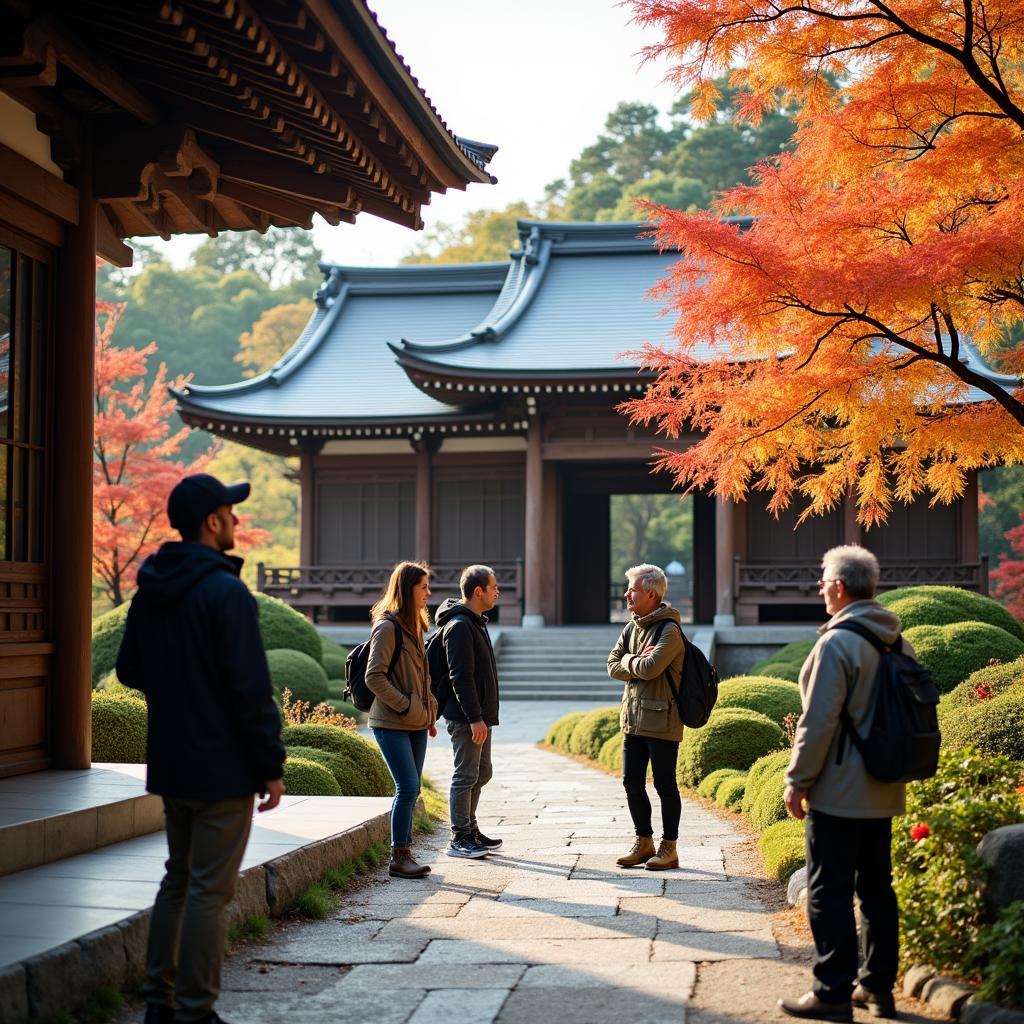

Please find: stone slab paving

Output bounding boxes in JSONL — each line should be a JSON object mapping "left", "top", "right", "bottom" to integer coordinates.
{"left": 112, "top": 701, "right": 786, "bottom": 1024}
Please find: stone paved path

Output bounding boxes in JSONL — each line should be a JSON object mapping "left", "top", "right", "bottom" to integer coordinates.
{"left": 199, "top": 703, "right": 789, "bottom": 1024}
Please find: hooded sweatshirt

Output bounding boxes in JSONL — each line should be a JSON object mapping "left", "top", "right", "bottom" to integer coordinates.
{"left": 786, "top": 599, "right": 910, "bottom": 818}
{"left": 116, "top": 541, "right": 285, "bottom": 800}
{"left": 434, "top": 597, "right": 499, "bottom": 726}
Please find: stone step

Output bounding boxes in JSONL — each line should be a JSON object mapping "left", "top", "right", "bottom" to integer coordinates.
{"left": 502, "top": 691, "right": 622, "bottom": 701}
{"left": 500, "top": 671, "right": 613, "bottom": 682}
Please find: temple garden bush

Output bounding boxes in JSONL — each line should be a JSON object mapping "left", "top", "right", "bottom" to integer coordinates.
{"left": 91, "top": 691, "right": 147, "bottom": 763}
{"left": 280, "top": 723, "right": 394, "bottom": 796}
{"left": 716, "top": 775, "right": 747, "bottom": 811}
{"left": 267, "top": 649, "right": 330, "bottom": 705}
{"left": 748, "top": 771, "right": 788, "bottom": 831}
{"left": 939, "top": 684, "right": 1024, "bottom": 763}
{"left": 879, "top": 585, "right": 1024, "bottom": 642}
{"left": 972, "top": 901, "right": 1024, "bottom": 1010}
{"left": 903, "top": 622, "right": 1024, "bottom": 692}
{"left": 892, "top": 748, "right": 1024, "bottom": 975}
{"left": 742, "top": 750, "right": 793, "bottom": 816}
{"left": 328, "top": 698, "right": 362, "bottom": 721}
{"left": 283, "top": 755, "right": 342, "bottom": 796}
{"left": 598, "top": 732, "right": 624, "bottom": 772}
{"left": 677, "top": 707, "right": 786, "bottom": 788}
{"left": 545, "top": 712, "right": 587, "bottom": 751}
{"left": 321, "top": 649, "right": 347, "bottom": 681}
{"left": 91, "top": 603, "right": 131, "bottom": 685}
{"left": 750, "top": 638, "right": 816, "bottom": 683}
{"left": 286, "top": 744, "right": 366, "bottom": 795}
{"left": 760, "top": 819, "right": 806, "bottom": 882}
{"left": 254, "top": 592, "right": 324, "bottom": 664}
{"left": 715, "top": 676, "right": 802, "bottom": 727}
{"left": 568, "top": 707, "right": 621, "bottom": 760}
{"left": 697, "top": 768, "right": 743, "bottom": 800}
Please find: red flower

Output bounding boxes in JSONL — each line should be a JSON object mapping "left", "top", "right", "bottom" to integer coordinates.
{"left": 911, "top": 823, "right": 931, "bottom": 841}
{"left": 974, "top": 684, "right": 993, "bottom": 701}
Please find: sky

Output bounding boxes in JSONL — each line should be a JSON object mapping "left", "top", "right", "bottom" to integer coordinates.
{"left": 148, "top": 0, "right": 681, "bottom": 270}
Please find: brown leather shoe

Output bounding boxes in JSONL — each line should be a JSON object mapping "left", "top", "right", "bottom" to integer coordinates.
{"left": 389, "top": 847, "right": 430, "bottom": 879}
{"left": 645, "top": 839, "right": 679, "bottom": 871}
{"left": 616, "top": 835, "right": 656, "bottom": 867}
{"left": 779, "top": 993, "right": 853, "bottom": 1022}
{"left": 852, "top": 986, "right": 897, "bottom": 1018}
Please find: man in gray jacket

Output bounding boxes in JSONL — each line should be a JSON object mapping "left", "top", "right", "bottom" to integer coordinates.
{"left": 779, "top": 545, "right": 907, "bottom": 1023}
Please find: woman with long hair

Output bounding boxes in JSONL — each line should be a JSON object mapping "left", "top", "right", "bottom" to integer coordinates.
{"left": 365, "top": 560, "right": 438, "bottom": 879}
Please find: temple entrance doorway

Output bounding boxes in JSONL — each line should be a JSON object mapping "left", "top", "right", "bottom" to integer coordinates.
{"left": 560, "top": 462, "right": 715, "bottom": 625}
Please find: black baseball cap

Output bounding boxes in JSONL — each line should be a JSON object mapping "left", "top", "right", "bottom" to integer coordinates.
{"left": 167, "top": 473, "right": 251, "bottom": 531}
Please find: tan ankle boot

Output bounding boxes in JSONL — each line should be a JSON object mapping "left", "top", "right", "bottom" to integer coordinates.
{"left": 645, "top": 839, "right": 679, "bottom": 871}
{"left": 389, "top": 847, "right": 430, "bottom": 879}
{"left": 616, "top": 835, "right": 656, "bottom": 867}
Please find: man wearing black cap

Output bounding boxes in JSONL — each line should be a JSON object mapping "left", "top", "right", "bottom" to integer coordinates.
{"left": 117, "top": 473, "right": 286, "bottom": 1024}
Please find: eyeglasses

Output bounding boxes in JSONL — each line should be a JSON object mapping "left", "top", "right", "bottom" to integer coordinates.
{"left": 817, "top": 577, "right": 842, "bottom": 587}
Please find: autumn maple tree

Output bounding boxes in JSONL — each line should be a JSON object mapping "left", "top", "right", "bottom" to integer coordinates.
{"left": 625, "top": 0, "right": 1024, "bottom": 524}
{"left": 990, "top": 515, "right": 1024, "bottom": 616}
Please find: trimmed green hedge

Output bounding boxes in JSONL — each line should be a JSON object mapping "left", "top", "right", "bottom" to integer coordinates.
{"left": 568, "top": 707, "right": 621, "bottom": 760}
{"left": 322, "top": 651, "right": 347, "bottom": 680}
{"left": 879, "top": 585, "right": 1024, "bottom": 642}
{"left": 940, "top": 658, "right": 1024, "bottom": 717}
{"left": 715, "top": 676, "right": 802, "bottom": 727}
{"left": 697, "top": 768, "right": 743, "bottom": 800}
{"left": 716, "top": 775, "right": 747, "bottom": 811}
{"left": 904, "top": 621, "right": 1024, "bottom": 693}
{"left": 328, "top": 699, "right": 362, "bottom": 721}
{"left": 280, "top": 723, "right": 393, "bottom": 796}
{"left": 91, "top": 603, "right": 131, "bottom": 685}
{"left": 286, "top": 744, "right": 367, "bottom": 794}
{"left": 545, "top": 712, "right": 587, "bottom": 750}
{"left": 678, "top": 707, "right": 786, "bottom": 788}
{"left": 283, "top": 756, "right": 342, "bottom": 796}
{"left": 939, "top": 685, "right": 1024, "bottom": 762}
{"left": 598, "top": 732, "right": 625, "bottom": 772}
{"left": 267, "top": 648, "right": 330, "bottom": 705}
{"left": 742, "top": 750, "right": 793, "bottom": 815}
{"left": 92, "top": 691, "right": 147, "bottom": 763}
{"left": 749, "top": 771, "right": 788, "bottom": 832}
{"left": 254, "top": 592, "right": 324, "bottom": 664}
{"left": 326, "top": 680, "right": 347, "bottom": 700}
{"left": 750, "top": 638, "right": 816, "bottom": 683}
{"left": 759, "top": 819, "right": 806, "bottom": 882}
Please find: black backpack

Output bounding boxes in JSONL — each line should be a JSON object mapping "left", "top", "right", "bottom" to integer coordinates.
{"left": 344, "top": 617, "right": 402, "bottom": 712}
{"left": 424, "top": 627, "right": 453, "bottom": 717}
{"left": 622, "top": 619, "right": 719, "bottom": 728}
{"left": 830, "top": 620, "right": 941, "bottom": 783}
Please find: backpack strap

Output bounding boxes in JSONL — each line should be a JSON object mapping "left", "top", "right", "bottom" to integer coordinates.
{"left": 379, "top": 614, "right": 403, "bottom": 680}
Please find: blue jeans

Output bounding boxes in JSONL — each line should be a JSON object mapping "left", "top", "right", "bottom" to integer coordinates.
{"left": 372, "top": 727, "right": 428, "bottom": 848}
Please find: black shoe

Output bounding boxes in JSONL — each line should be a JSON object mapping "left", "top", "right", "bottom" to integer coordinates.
{"left": 779, "top": 993, "right": 853, "bottom": 1022}
{"left": 145, "top": 1007, "right": 174, "bottom": 1024}
{"left": 852, "top": 986, "right": 897, "bottom": 1018}
{"left": 173, "top": 1014, "right": 233, "bottom": 1024}
{"left": 473, "top": 827, "right": 503, "bottom": 850}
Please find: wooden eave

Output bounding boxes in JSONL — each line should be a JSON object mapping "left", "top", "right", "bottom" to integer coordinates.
{"left": 0, "top": 0, "right": 495, "bottom": 264}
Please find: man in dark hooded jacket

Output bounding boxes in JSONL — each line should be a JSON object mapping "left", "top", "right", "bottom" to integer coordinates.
{"left": 433, "top": 564, "right": 501, "bottom": 859}
{"left": 116, "top": 473, "right": 285, "bottom": 1024}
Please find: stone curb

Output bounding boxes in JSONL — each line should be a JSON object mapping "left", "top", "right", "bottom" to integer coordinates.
{"left": 1, "top": 806, "right": 392, "bottom": 1023}
{"left": 902, "top": 964, "right": 1004, "bottom": 1021}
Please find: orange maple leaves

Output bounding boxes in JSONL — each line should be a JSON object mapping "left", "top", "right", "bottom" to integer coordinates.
{"left": 626, "top": 0, "right": 1024, "bottom": 523}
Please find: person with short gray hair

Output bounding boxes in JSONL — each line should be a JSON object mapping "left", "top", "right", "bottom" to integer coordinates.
{"left": 779, "top": 543, "right": 908, "bottom": 1022}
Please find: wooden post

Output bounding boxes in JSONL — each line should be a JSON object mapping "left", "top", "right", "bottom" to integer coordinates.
{"left": 843, "top": 489, "right": 863, "bottom": 545}
{"left": 714, "top": 495, "right": 736, "bottom": 626}
{"left": 415, "top": 444, "right": 432, "bottom": 563}
{"left": 50, "top": 146, "right": 95, "bottom": 769}
{"left": 523, "top": 418, "right": 545, "bottom": 627}
{"left": 961, "top": 471, "right": 979, "bottom": 563}
{"left": 299, "top": 453, "right": 314, "bottom": 565}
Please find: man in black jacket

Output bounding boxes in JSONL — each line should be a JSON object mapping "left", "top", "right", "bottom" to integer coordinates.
{"left": 117, "top": 473, "right": 285, "bottom": 1024}
{"left": 434, "top": 564, "right": 501, "bottom": 859}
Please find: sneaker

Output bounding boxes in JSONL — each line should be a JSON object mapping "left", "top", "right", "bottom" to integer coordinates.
{"left": 446, "top": 833, "right": 490, "bottom": 859}
{"left": 473, "top": 828, "right": 503, "bottom": 850}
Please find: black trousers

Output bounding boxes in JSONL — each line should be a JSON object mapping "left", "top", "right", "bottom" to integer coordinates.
{"left": 805, "top": 810, "right": 899, "bottom": 1002}
{"left": 622, "top": 733, "right": 681, "bottom": 841}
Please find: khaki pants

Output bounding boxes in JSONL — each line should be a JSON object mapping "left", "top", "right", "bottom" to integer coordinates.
{"left": 144, "top": 795, "right": 254, "bottom": 1021}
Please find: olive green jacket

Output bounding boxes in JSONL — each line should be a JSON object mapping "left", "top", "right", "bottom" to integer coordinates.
{"left": 365, "top": 614, "right": 437, "bottom": 731}
{"left": 607, "top": 604, "right": 686, "bottom": 742}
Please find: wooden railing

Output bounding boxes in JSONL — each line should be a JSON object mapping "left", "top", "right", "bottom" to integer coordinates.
{"left": 257, "top": 559, "right": 524, "bottom": 620}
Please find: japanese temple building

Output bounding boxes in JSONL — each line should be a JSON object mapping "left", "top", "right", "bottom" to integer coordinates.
{"left": 0, "top": 0, "right": 494, "bottom": 777}
{"left": 175, "top": 220, "right": 991, "bottom": 627}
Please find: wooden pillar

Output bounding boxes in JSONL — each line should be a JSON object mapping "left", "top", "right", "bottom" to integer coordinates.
{"left": 415, "top": 445, "right": 433, "bottom": 563}
{"left": 961, "top": 471, "right": 979, "bottom": 562}
{"left": 843, "top": 490, "right": 863, "bottom": 546}
{"left": 523, "top": 418, "right": 545, "bottom": 627}
{"left": 50, "top": 147, "right": 95, "bottom": 769}
{"left": 714, "top": 495, "right": 736, "bottom": 626}
{"left": 298, "top": 453, "right": 314, "bottom": 565}
{"left": 538, "top": 461, "right": 558, "bottom": 624}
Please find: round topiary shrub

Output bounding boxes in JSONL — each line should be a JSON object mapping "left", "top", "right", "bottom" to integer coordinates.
{"left": 568, "top": 707, "right": 621, "bottom": 761}
{"left": 326, "top": 679, "right": 347, "bottom": 700}
{"left": 678, "top": 707, "right": 786, "bottom": 788}
{"left": 91, "top": 603, "right": 131, "bottom": 685}
{"left": 751, "top": 638, "right": 817, "bottom": 682}
{"left": 879, "top": 585, "right": 1024, "bottom": 642}
{"left": 759, "top": 819, "right": 806, "bottom": 882}
{"left": 716, "top": 775, "right": 747, "bottom": 811}
{"left": 328, "top": 698, "right": 362, "bottom": 721}
{"left": 286, "top": 744, "right": 363, "bottom": 794}
{"left": 283, "top": 755, "right": 342, "bottom": 796}
{"left": 749, "top": 771, "right": 788, "bottom": 831}
{"left": 697, "top": 768, "right": 743, "bottom": 801}
{"left": 597, "top": 732, "right": 624, "bottom": 773}
{"left": 545, "top": 712, "right": 587, "bottom": 750}
{"left": 91, "top": 691, "right": 147, "bottom": 763}
{"left": 904, "top": 621, "right": 1024, "bottom": 693}
{"left": 266, "top": 648, "right": 330, "bottom": 705}
{"left": 321, "top": 650, "right": 347, "bottom": 680}
{"left": 715, "top": 676, "right": 803, "bottom": 727}
{"left": 254, "top": 592, "right": 324, "bottom": 663}
{"left": 939, "top": 685, "right": 1024, "bottom": 762}
{"left": 280, "top": 723, "right": 394, "bottom": 796}
{"left": 939, "top": 658, "right": 1024, "bottom": 719}
{"left": 742, "top": 749, "right": 793, "bottom": 815}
